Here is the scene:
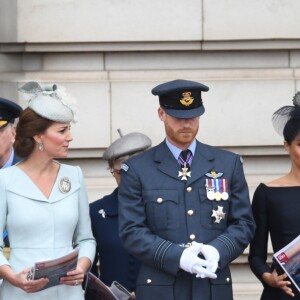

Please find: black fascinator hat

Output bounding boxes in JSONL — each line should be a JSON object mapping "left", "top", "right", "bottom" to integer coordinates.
{"left": 272, "top": 92, "right": 300, "bottom": 136}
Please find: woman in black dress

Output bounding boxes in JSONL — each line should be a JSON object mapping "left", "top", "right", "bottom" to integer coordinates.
{"left": 249, "top": 91, "right": 300, "bottom": 299}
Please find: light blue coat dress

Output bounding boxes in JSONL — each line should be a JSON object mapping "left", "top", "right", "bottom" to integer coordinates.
{"left": 0, "top": 163, "right": 96, "bottom": 300}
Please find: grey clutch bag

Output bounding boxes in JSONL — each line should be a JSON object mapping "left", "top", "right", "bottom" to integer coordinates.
{"left": 110, "top": 281, "right": 134, "bottom": 300}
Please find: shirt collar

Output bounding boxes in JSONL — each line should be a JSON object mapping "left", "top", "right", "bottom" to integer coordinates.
{"left": 165, "top": 138, "right": 196, "bottom": 161}
{"left": 2, "top": 148, "right": 14, "bottom": 169}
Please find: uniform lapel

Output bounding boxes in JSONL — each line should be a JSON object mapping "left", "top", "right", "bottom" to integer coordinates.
{"left": 154, "top": 140, "right": 215, "bottom": 183}
{"left": 187, "top": 141, "right": 215, "bottom": 185}
{"left": 155, "top": 141, "right": 183, "bottom": 181}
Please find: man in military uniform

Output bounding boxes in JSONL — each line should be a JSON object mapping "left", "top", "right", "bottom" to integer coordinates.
{"left": 0, "top": 97, "right": 23, "bottom": 169}
{"left": 0, "top": 97, "right": 23, "bottom": 262}
{"left": 118, "top": 79, "right": 256, "bottom": 300}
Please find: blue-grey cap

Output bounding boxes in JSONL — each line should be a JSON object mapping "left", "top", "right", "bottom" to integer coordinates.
{"left": 152, "top": 79, "right": 209, "bottom": 119}
{"left": 0, "top": 97, "right": 23, "bottom": 128}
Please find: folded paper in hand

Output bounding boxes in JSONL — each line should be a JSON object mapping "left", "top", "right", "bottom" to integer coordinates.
{"left": 273, "top": 234, "right": 300, "bottom": 292}
{"left": 85, "top": 272, "right": 133, "bottom": 300}
{"left": 27, "top": 247, "right": 79, "bottom": 291}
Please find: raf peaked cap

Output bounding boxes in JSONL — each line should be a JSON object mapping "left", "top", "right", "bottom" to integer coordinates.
{"left": 0, "top": 97, "right": 23, "bottom": 128}
{"left": 103, "top": 129, "right": 152, "bottom": 161}
{"left": 152, "top": 79, "right": 209, "bottom": 119}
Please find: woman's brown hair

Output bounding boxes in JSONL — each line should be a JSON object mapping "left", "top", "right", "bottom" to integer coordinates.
{"left": 14, "top": 108, "right": 54, "bottom": 158}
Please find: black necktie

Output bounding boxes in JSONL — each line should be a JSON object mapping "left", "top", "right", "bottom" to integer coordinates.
{"left": 179, "top": 149, "right": 192, "bottom": 168}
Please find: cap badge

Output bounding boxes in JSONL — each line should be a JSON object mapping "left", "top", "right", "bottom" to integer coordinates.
{"left": 180, "top": 92, "right": 194, "bottom": 106}
{"left": 58, "top": 177, "right": 71, "bottom": 193}
{"left": 0, "top": 120, "right": 9, "bottom": 129}
{"left": 211, "top": 206, "right": 226, "bottom": 223}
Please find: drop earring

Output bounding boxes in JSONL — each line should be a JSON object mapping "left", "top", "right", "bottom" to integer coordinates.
{"left": 39, "top": 142, "right": 44, "bottom": 151}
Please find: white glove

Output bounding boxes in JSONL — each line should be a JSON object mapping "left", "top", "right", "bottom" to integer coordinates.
{"left": 200, "top": 244, "right": 220, "bottom": 274}
{"left": 179, "top": 242, "right": 217, "bottom": 279}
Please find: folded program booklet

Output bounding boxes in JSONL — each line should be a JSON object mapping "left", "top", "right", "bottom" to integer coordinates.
{"left": 27, "top": 247, "right": 79, "bottom": 291}
{"left": 85, "top": 272, "right": 134, "bottom": 300}
{"left": 273, "top": 234, "right": 300, "bottom": 292}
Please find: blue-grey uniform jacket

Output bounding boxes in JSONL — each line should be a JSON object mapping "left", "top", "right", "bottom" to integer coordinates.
{"left": 118, "top": 140, "right": 255, "bottom": 300}
{"left": 3, "top": 152, "right": 21, "bottom": 248}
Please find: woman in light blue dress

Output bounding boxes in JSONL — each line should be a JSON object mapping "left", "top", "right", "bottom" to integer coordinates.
{"left": 0, "top": 82, "right": 96, "bottom": 300}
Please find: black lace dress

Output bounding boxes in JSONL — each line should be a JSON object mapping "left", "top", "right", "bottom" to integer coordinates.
{"left": 249, "top": 183, "right": 300, "bottom": 300}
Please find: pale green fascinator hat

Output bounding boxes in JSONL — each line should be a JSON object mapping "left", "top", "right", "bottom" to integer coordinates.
{"left": 18, "top": 81, "right": 77, "bottom": 123}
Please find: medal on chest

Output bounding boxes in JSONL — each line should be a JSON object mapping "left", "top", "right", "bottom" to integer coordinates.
{"left": 178, "top": 163, "right": 191, "bottom": 181}
{"left": 205, "top": 171, "right": 229, "bottom": 201}
{"left": 178, "top": 150, "right": 193, "bottom": 181}
{"left": 221, "top": 178, "right": 229, "bottom": 200}
{"left": 211, "top": 206, "right": 226, "bottom": 223}
{"left": 205, "top": 179, "right": 215, "bottom": 200}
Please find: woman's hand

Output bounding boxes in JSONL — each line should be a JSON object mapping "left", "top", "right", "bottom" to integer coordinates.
{"left": 60, "top": 257, "right": 91, "bottom": 287}
{"left": 262, "top": 270, "right": 294, "bottom": 297}
{"left": 16, "top": 268, "right": 49, "bottom": 293}
{"left": 60, "top": 266, "right": 85, "bottom": 287}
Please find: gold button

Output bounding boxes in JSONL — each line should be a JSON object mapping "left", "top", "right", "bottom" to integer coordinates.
{"left": 187, "top": 187, "right": 192, "bottom": 192}
{"left": 147, "top": 279, "right": 152, "bottom": 284}
{"left": 157, "top": 198, "right": 163, "bottom": 204}
{"left": 226, "top": 277, "right": 230, "bottom": 282}
{"left": 189, "top": 234, "right": 196, "bottom": 240}
{"left": 187, "top": 210, "right": 194, "bottom": 216}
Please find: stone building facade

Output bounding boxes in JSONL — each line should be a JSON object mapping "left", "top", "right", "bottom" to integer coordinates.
{"left": 1, "top": 0, "right": 300, "bottom": 298}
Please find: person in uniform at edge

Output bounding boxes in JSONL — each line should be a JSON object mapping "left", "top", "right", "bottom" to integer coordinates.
{"left": 118, "top": 79, "right": 256, "bottom": 300}
{"left": 86, "top": 129, "right": 151, "bottom": 299}
{"left": 0, "top": 98, "right": 23, "bottom": 260}
{"left": 0, "top": 81, "right": 96, "bottom": 300}
{"left": 248, "top": 91, "right": 300, "bottom": 299}
{"left": 0, "top": 97, "right": 23, "bottom": 169}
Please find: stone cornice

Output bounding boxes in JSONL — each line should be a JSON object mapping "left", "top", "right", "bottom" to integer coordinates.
{"left": 1, "top": 39, "right": 300, "bottom": 53}
{"left": 64, "top": 145, "right": 286, "bottom": 159}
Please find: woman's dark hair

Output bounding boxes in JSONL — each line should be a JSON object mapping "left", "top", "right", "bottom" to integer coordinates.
{"left": 283, "top": 117, "right": 300, "bottom": 145}
{"left": 14, "top": 108, "right": 54, "bottom": 157}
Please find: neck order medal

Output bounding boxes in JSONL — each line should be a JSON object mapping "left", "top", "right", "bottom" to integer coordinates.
{"left": 178, "top": 163, "right": 191, "bottom": 181}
